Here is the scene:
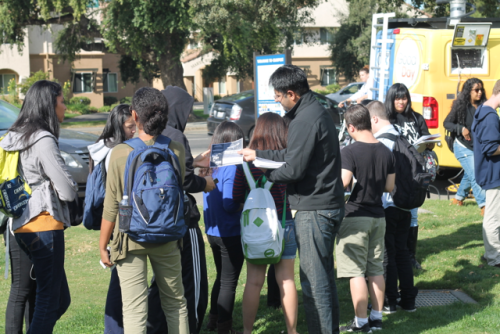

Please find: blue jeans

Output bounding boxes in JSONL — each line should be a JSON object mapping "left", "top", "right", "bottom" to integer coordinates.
{"left": 454, "top": 141, "right": 486, "bottom": 207}
{"left": 410, "top": 208, "right": 418, "bottom": 227}
{"left": 295, "top": 208, "right": 344, "bottom": 334}
{"left": 15, "top": 230, "right": 70, "bottom": 334}
{"left": 281, "top": 219, "right": 297, "bottom": 260}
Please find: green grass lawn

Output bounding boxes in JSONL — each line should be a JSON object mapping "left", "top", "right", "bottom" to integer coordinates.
{"left": 61, "top": 120, "right": 108, "bottom": 128}
{"left": 1, "top": 200, "right": 499, "bottom": 333}
{"left": 192, "top": 109, "right": 209, "bottom": 121}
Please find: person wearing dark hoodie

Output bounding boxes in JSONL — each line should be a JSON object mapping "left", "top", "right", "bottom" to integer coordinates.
{"left": 146, "top": 85, "right": 215, "bottom": 334}
{"left": 0, "top": 80, "right": 78, "bottom": 334}
{"left": 472, "top": 79, "right": 500, "bottom": 268}
{"left": 239, "top": 65, "right": 345, "bottom": 334}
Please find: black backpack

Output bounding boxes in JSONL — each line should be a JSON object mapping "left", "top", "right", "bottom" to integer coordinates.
{"left": 378, "top": 133, "right": 432, "bottom": 210}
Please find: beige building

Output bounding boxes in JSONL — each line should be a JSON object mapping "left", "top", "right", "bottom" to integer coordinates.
{"left": 169, "top": 0, "right": 349, "bottom": 102}
{"left": 1, "top": 25, "right": 148, "bottom": 107}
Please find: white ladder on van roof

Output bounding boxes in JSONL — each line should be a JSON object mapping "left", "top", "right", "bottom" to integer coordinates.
{"left": 369, "top": 12, "right": 395, "bottom": 103}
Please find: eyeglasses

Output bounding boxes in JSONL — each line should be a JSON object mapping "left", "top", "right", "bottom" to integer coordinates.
{"left": 472, "top": 88, "right": 483, "bottom": 93}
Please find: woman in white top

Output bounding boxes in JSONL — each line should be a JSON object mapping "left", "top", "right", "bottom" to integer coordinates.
{"left": 339, "top": 66, "right": 370, "bottom": 107}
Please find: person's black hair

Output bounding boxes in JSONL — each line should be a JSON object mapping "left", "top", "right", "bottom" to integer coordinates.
{"left": 97, "top": 104, "right": 132, "bottom": 148}
{"left": 451, "top": 78, "right": 487, "bottom": 125}
{"left": 345, "top": 104, "right": 372, "bottom": 131}
{"left": 130, "top": 87, "right": 168, "bottom": 136}
{"left": 384, "top": 83, "right": 413, "bottom": 120}
{"left": 269, "top": 65, "right": 310, "bottom": 97}
{"left": 9, "top": 80, "right": 62, "bottom": 144}
{"left": 210, "top": 121, "right": 244, "bottom": 146}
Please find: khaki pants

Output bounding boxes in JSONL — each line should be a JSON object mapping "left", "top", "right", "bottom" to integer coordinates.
{"left": 483, "top": 187, "right": 500, "bottom": 266}
{"left": 116, "top": 241, "right": 189, "bottom": 334}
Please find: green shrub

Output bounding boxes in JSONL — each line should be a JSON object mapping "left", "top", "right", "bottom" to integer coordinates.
{"left": 119, "top": 96, "right": 132, "bottom": 104}
{"left": 18, "top": 71, "right": 57, "bottom": 95}
{"left": 87, "top": 106, "right": 98, "bottom": 113}
{"left": 7, "top": 78, "right": 20, "bottom": 105}
{"left": 69, "top": 96, "right": 91, "bottom": 106}
{"left": 66, "top": 103, "right": 87, "bottom": 114}
{"left": 98, "top": 106, "right": 111, "bottom": 113}
{"left": 63, "top": 81, "right": 72, "bottom": 103}
{"left": 315, "top": 89, "right": 329, "bottom": 95}
{"left": 214, "top": 95, "right": 222, "bottom": 101}
{"left": 104, "top": 96, "right": 118, "bottom": 106}
{"left": 315, "top": 84, "right": 341, "bottom": 96}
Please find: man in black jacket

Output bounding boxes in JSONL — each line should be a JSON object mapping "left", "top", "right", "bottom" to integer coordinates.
{"left": 239, "top": 65, "right": 345, "bottom": 334}
{"left": 147, "top": 86, "right": 215, "bottom": 334}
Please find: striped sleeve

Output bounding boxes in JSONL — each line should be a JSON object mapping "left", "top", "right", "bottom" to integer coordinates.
{"left": 232, "top": 165, "right": 248, "bottom": 204}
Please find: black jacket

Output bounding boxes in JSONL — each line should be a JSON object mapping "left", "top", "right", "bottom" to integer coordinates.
{"left": 160, "top": 86, "right": 206, "bottom": 227}
{"left": 443, "top": 102, "right": 476, "bottom": 150}
{"left": 257, "top": 91, "right": 344, "bottom": 211}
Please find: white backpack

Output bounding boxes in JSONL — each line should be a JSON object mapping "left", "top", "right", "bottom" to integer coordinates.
{"left": 240, "top": 162, "right": 285, "bottom": 265}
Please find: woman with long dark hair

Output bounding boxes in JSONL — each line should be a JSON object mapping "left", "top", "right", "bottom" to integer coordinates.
{"left": 233, "top": 113, "right": 298, "bottom": 334}
{"left": 0, "top": 80, "right": 78, "bottom": 334}
{"left": 444, "top": 78, "right": 487, "bottom": 214}
{"left": 203, "top": 121, "right": 244, "bottom": 334}
{"left": 385, "top": 83, "right": 432, "bottom": 270}
{"left": 87, "top": 104, "right": 135, "bottom": 334}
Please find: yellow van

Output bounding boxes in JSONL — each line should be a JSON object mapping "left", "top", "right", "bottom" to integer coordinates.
{"left": 372, "top": 18, "right": 500, "bottom": 168}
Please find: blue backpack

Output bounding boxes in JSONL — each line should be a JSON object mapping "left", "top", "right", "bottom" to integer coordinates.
{"left": 118, "top": 135, "right": 186, "bottom": 243}
{"left": 83, "top": 160, "right": 107, "bottom": 230}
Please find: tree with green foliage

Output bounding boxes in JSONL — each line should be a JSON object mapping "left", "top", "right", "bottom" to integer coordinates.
{"left": 331, "top": 0, "right": 500, "bottom": 82}
{"left": 190, "top": 0, "right": 318, "bottom": 82}
{"left": 100, "top": 0, "right": 191, "bottom": 89}
{"left": 0, "top": 0, "right": 189, "bottom": 89}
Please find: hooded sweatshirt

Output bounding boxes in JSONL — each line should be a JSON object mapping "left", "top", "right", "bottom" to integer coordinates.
{"left": 472, "top": 104, "right": 500, "bottom": 190}
{"left": 0, "top": 131, "right": 78, "bottom": 230}
{"left": 160, "top": 86, "right": 207, "bottom": 195}
{"left": 87, "top": 139, "right": 112, "bottom": 171}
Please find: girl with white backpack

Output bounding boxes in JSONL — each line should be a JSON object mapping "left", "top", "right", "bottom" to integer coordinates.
{"left": 232, "top": 113, "right": 298, "bottom": 334}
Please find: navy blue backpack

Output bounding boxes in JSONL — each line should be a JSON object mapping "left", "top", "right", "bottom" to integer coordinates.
{"left": 118, "top": 135, "right": 186, "bottom": 243}
{"left": 83, "top": 160, "right": 107, "bottom": 230}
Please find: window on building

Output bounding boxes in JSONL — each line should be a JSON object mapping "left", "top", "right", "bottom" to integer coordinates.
{"left": 0, "top": 74, "right": 16, "bottom": 95}
{"left": 219, "top": 77, "right": 226, "bottom": 95}
{"left": 320, "top": 28, "right": 334, "bottom": 45}
{"left": 320, "top": 67, "right": 336, "bottom": 86}
{"left": 297, "top": 66, "right": 311, "bottom": 76}
{"left": 73, "top": 73, "right": 93, "bottom": 93}
{"left": 187, "top": 38, "right": 199, "bottom": 50}
{"left": 293, "top": 31, "right": 304, "bottom": 45}
{"left": 103, "top": 73, "right": 118, "bottom": 93}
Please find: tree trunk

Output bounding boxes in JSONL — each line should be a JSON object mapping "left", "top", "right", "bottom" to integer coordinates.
{"left": 159, "top": 48, "right": 187, "bottom": 91}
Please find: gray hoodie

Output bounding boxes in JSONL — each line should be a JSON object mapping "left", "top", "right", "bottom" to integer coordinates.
{"left": 0, "top": 131, "right": 78, "bottom": 230}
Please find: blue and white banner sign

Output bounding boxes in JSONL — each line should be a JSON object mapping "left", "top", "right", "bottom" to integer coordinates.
{"left": 255, "top": 54, "right": 286, "bottom": 117}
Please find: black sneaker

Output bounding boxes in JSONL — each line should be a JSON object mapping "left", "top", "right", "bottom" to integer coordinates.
{"left": 340, "top": 319, "right": 372, "bottom": 333}
{"left": 382, "top": 303, "right": 397, "bottom": 314}
{"left": 368, "top": 318, "right": 382, "bottom": 331}
{"left": 397, "top": 301, "right": 416, "bottom": 312}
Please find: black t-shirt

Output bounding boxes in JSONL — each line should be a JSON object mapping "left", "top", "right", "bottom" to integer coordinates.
{"left": 392, "top": 112, "right": 430, "bottom": 145}
{"left": 342, "top": 142, "right": 395, "bottom": 218}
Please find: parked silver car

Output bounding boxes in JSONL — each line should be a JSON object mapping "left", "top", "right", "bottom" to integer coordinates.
{"left": 0, "top": 100, "right": 99, "bottom": 215}
{"left": 326, "top": 82, "right": 365, "bottom": 104}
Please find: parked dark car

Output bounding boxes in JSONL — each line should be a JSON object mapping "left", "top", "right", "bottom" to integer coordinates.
{"left": 207, "top": 90, "right": 344, "bottom": 141}
{"left": 0, "top": 99, "right": 99, "bottom": 216}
